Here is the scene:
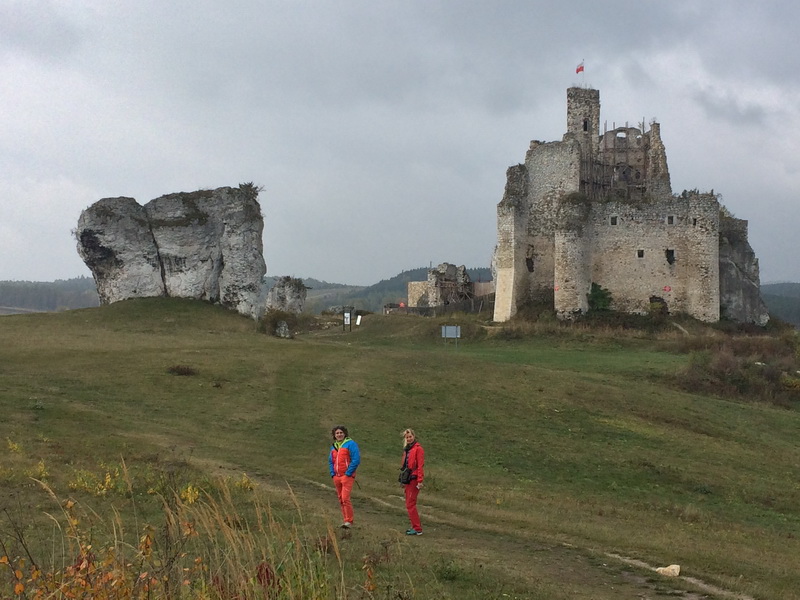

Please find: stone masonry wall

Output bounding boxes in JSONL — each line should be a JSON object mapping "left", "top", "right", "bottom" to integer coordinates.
{"left": 586, "top": 194, "right": 719, "bottom": 320}
{"left": 524, "top": 140, "right": 581, "bottom": 303}
{"left": 407, "top": 281, "right": 428, "bottom": 307}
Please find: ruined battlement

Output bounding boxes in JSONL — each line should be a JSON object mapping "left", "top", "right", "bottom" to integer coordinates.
{"left": 492, "top": 88, "right": 768, "bottom": 325}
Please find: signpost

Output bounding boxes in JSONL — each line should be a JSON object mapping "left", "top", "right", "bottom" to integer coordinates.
{"left": 343, "top": 306, "right": 354, "bottom": 332}
{"left": 441, "top": 324, "right": 461, "bottom": 348}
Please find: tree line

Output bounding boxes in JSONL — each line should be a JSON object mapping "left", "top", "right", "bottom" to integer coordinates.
{"left": 0, "top": 277, "right": 99, "bottom": 312}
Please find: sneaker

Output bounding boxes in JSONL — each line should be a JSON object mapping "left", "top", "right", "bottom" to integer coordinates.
{"left": 341, "top": 522, "right": 352, "bottom": 529}
{"left": 405, "top": 529, "right": 422, "bottom": 535}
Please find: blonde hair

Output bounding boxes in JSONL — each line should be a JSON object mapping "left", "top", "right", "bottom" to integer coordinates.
{"left": 401, "top": 428, "right": 417, "bottom": 447}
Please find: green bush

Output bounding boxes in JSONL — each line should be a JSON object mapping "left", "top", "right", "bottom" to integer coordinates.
{"left": 587, "top": 282, "right": 612, "bottom": 311}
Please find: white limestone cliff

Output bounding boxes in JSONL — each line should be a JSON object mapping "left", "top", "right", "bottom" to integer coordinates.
{"left": 76, "top": 184, "right": 266, "bottom": 318}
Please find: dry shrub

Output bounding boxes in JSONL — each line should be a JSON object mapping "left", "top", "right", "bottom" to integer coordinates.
{"left": 678, "top": 334, "right": 800, "bottom": 407}
{"left": 709, "top": 347, "right": 739, "bottom": 376}
{"left": 167, "top": 364, "right": 197, "bottom": 376}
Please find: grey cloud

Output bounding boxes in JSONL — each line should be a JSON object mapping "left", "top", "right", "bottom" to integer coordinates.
{"left": 692, "top": 86, "right": 769, "bottom": 125}
{"left": 0, "top": 0, "right": 83, "bottom": 62}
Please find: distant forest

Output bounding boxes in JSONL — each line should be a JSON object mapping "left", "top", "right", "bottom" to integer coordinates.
{"left": 2, "top": 274, "right": 797, "bottom": 325}
{"left": 0, "top": 277, "right": 99, "bottom": 314}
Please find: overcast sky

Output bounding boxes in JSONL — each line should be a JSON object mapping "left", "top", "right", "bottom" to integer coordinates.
{"left": 2, "top": 1, "right": 799, "bottom": 286}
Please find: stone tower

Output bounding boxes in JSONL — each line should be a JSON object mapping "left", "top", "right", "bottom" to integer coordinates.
{"left": 566, "top": 87, "right": 600, "bottom": 155}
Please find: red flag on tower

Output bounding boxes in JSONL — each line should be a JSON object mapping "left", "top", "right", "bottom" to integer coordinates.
{"left": 576, "top": 61, "right": 585, "bottom": 74}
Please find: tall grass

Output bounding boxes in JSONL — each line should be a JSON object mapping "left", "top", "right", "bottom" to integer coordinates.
{"left": 1, "top": 474, "right": 350, "bottom": 599}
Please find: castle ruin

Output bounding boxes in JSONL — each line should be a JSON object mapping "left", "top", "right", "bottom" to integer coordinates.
{"left": 492, "top": 87, "right": 769, "bottom": 325}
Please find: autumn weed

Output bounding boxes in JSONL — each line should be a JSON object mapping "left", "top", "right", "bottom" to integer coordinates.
{"left": 0, "top": 477, "right": 351, "bottom": 599}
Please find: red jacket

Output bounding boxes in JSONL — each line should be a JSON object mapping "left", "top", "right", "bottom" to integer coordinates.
{"left": 402, "top": 442, "right": 424, "bottom": 484}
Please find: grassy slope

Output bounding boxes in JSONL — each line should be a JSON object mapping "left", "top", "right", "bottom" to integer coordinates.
{"left": 1, "top": 299, "right": 798, "bottom": 599}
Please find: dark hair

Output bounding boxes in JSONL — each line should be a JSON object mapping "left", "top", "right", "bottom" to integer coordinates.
{"left": 331, "top": 425, "right": 348, "bottom": 439}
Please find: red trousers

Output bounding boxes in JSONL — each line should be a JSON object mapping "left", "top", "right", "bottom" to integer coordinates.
{"left": 333, "top": 475, "right": 355, "bottom": 523}
{"left": 404, "top": 483, "right": 422, "bottom": 532}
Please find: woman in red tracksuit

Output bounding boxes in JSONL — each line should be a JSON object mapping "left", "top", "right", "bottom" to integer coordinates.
{"left": 400, "top": 428, "right": 424, "bottom": 535}
{"left": 329, "top": 425, "right": 360, "bottom": 528}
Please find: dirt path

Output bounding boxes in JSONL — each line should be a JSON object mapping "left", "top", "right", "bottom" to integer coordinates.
{"left": 279, "top": 472, "right": 755, "bottom": 600}
{"left": 196, "top": 457, "right": 755, "bottom": 600}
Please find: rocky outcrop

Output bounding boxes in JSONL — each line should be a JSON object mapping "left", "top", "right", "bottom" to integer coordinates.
{"left": 76, "top": 184, "right": 266, "bottom": 318}
{"left": 264, "top": 277, "right": 307, "bottom": 313}
{"left": 719, "top": 217, "right": 769, "bottom": 325}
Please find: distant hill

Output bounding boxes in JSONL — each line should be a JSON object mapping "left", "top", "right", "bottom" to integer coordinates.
{"left": 762, "top": 282, "right": 800, "bottom": 299}
{"left": 762, "top": 283, "right": 800, "bottom": 327}
{"left": 3, "top": 268, "right": 493, "bottom": 315}
{"left": 301, "top": 266, "right": 492, "bottom": 313}
{"left": 0, "top": 277, "right": 99, "bottom": 314}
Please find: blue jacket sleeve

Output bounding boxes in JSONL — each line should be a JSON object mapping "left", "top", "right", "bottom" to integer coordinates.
{"left": 345, "top": 441, "right": 360, "bottom": 476}
{"left": 328, "top": 446, "right": 335, "bottom": 477}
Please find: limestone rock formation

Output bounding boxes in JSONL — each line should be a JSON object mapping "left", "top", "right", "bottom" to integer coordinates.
{"left": 76, "top": 184, "right": 266, "bottom": 318}
{"left": 264, "top": 277, "right": 307, "bottom": 314}
{"left": 719, "top": 217, "right": 769, "bottom": 325}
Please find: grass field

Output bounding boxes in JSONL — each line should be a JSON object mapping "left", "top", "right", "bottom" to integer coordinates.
{"left": 0, "top": 298, "right": 798, "bottom": 599}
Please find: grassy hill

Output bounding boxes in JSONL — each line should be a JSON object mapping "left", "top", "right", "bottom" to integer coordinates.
{"left": 0, "top": 300, "right": 798, "bottom": 598}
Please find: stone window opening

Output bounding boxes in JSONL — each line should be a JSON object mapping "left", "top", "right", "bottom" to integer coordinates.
{"left": 610, "top": 215, "right": 618, "bottom": 225}
{"left": 637, "top": 249, "right": 644, "bottom": 258}
{"left": 666, "top": 215, "right": 675, "bottom": 225}
{"left": 525, "top": 257, "right": 534, "bottom": 273}
{"left": 665, "top": 249, "right": 676, "bottom": 265}
{"left": 583, "top": 118, "right": 589, "bottom": 132}
{"left": 692, "top": 217, "right": 698, "bottom": 226}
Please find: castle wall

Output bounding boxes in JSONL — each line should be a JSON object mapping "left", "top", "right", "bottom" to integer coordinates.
{"left": 493, "top": 138, "right": 583, "bottom": 322}
{"left": 473, "top": 281, "right": 495, "bottom": 296}
{"left": 554, "top": 230, "right": 591, "bottom": 317}
{"left": 407, "top": 281, "right": 428, "bottom": 307}
{"left": 645, "top": 122, "right": 672, "bottom": 198}
{"left": 588, "top": 195, "right": 719, "bottom": 320}
{"left": 493, "top": 165, "right": 529, "bottom": 321}
{"left": 523, "top": 140, "right": 581, "bottom": 301}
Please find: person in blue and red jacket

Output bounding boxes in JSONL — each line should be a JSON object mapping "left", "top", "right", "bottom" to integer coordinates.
{"left": 400, "top": 428, "right": 425, "bottom": 535}
{"left": 329, "top": 425, "right": 361, "bottom": 528}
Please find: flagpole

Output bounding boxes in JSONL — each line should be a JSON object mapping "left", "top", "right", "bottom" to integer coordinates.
{"left": 576, "top": 59, "right": 585, "bottom": 87}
